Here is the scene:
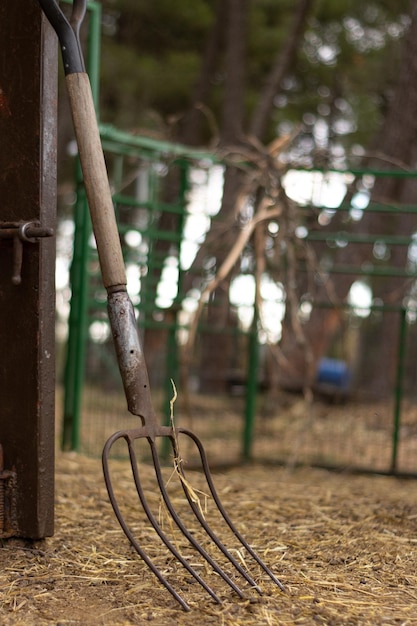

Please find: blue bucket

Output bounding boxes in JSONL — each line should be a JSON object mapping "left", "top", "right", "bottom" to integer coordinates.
{"left": 317, "top": 358, "right": 351, "bottom": 391}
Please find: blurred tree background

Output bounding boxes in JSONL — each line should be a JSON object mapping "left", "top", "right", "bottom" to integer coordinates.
{"left": 59, "top": 0, "right": 417, "bottom": 398}
{"left": 95, "top": 0, "right": 408, "bottom": 148}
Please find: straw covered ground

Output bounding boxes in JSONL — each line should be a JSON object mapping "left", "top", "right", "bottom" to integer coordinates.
{"left": 1, "top": 451, "right": 417, "bottom": 625}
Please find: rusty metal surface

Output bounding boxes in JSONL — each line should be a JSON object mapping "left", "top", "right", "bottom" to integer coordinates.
{"left": 0, "top": 1, "right": 57, "bottom": 538}
{"left": 0, "top": 444, "right": 17, "bottom": 538}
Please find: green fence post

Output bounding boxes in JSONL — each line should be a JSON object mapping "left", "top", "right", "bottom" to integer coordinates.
{"left": 161, "top": 162, "right": 189, "bottom": 459}
{"left": 243, "top": 315, "right": 259, "bottom": 461}
{"left": 61, "top": 1, "right": 101, "bottom": 450}
{"left": 86, "top": 2, "right": 101, "bottom": 109}
{"left": 390, "top": 306, "right": 407, "bottom": 473}
{"left": 62, "top": 188, "right": 91, "bottom": 450}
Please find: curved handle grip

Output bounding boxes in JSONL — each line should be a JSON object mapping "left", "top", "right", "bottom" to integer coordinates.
{"left": 66, "top": 73, "right": 126, "bottom": 291}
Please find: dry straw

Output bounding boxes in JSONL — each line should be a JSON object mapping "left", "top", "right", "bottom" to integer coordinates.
{"left": 1, "top": 448, "right": 417, "bottom": 624}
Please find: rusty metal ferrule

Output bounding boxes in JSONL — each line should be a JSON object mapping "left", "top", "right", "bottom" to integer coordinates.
{"left": 107, "top": 291, "right": 156, "bottom": 431}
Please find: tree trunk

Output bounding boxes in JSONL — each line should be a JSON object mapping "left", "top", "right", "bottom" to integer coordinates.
{"left": 143, "top": 2, "right": 224, "bottom": 384}
{"left": 198, "top": 0, "right": 249, "bottom": 392}
{"left": 198, "top": 0, "right": 314, "bottom": 392}
{"left": 180, "top": 0, "right": 224, "bottom": 147}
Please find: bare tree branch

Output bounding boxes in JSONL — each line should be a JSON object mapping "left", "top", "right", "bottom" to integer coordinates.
{"left": 184, "top": 204, "right": 281, "bottom": 357}
{"left": 249, "top": 0, "right": 315, "bottom": 141}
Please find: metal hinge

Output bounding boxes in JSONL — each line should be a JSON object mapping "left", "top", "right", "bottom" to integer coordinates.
{"left": 0, "top": 444, "right": 17, "bottom": 538}
{"left": 0, "top": 221, "right": 54, "bottom": 285}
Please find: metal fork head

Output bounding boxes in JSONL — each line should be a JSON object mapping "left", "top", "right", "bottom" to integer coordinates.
{"left": 102, "top": 427, "right": 284, "bottom": 611}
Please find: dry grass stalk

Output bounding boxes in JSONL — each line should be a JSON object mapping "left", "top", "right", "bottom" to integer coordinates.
{"left": 164, "top": 379, "right": 209, "bottom": 520}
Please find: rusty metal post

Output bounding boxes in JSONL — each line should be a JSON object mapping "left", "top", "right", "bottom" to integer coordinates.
{"left": 0, "top": 0, "right": 57, "bottom": 538}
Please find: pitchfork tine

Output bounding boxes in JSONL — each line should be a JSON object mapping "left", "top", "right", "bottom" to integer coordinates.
{"left": 139, "top": 440, "right": 247, "bottom": 599}
{"left": 103, "top": 433, "right": 223, "bottom": 610}
{"left": 141, "top": 441, "right": 249, "bottom": 598}
{"left": 178, "top": 429, "right": 286, "bottom": 591}
{"left": 170, "top": 437, "right": 263, "bottom": 593}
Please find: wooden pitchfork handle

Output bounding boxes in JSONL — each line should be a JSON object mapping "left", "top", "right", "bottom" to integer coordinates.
{"left": 38, "top": 0, "right": 156, "bottom": 422}
{"left": 38, "top": 0, "right": 127, "bottom": 293}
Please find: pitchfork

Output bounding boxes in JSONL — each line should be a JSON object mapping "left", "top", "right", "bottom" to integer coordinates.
{"left": 38, "top": 0, "right": 284, "bottom": 610}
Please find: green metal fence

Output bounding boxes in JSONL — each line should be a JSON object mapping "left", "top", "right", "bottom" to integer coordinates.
{"left": 60, "top": 145, "right": 417, "bottom": 474}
